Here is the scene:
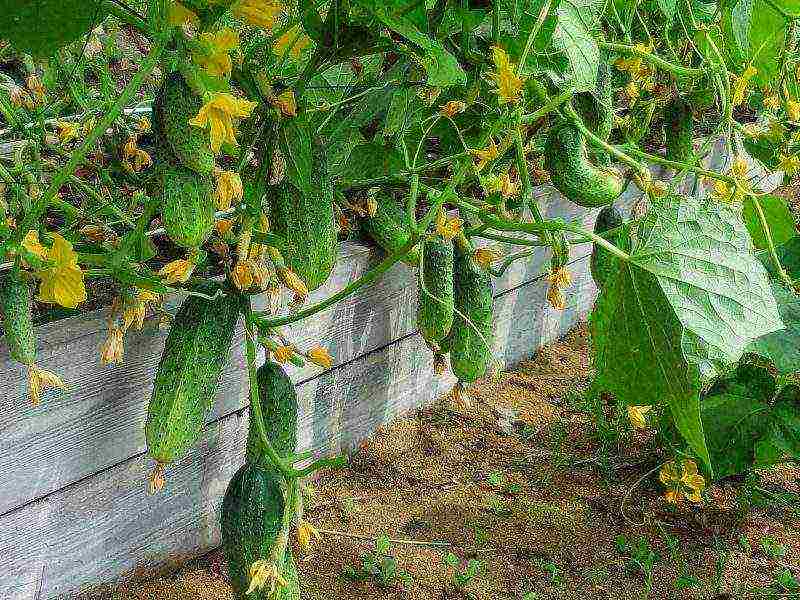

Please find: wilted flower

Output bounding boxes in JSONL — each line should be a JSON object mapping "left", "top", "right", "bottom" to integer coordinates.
{"left": 308, "top": 345, "right": 333, "bottom": 368}
{"left": 626, "top": 405, "right": 652, "bottom": 429}
{"left": 27, "top": 365, "right": 66, "bottom": 406}
{"left": 159, "top": 258, "right": 195, "bottom": 284}
{"left": 440, "top": 100, "right": 466, "bottom": 117}
{"left": 100, "top": 326, "right": 124, "bottom": 365}
{"left": 297, "top": 520, "right": 322, "bottom": 552}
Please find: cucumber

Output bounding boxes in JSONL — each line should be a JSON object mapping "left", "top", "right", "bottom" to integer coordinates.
{"left": 544, "top": 122, "right": 623, "bottom": 208}
{"left": 269, "top": 129, "right": 338, "bottom": 292}
{"left": 573, "top": 59, "right": 614, "bottom": 165}
{"left": 441, "top": 240, "right": 494, "bottom": 382}
{"left": 1, "top": 271, "right": 35, "bottom": 366}
{"left": 362, "top": 191, "right": 421, "bottom": 267}
{"left": 145, "top": 283, "right": 239, "bottom": 468}
{"left": 590, "top": 205, "right": 625, "bottom": 290}
{"left": 664, "top": 96, "right": 694, "bottom": 164}
{"left": 247, "top": 361, "right": 298, "bottom": 468}
{"left": 159, "top": 164, "right": 215, "bottom": 249}
{"left": 417, "top": 236, "right": 454, "bottom": 346}
{"left": 153, "top": 72, "right": 215, "bottom": 175}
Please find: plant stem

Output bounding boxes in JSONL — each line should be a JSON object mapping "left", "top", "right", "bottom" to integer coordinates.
{"left": 521, "top": 88, "right": 574, "bottom": 123}
{"left": 751, "top": 194, "right": 793, "bottom": 289}
{"left": 620, "top": 144, "right": 737, "bottom": 185}
{"left": 104, "top": 0, "right": 149, "bottom": 32}
{"left": 14, "top": 38, "right": 165, "bottom": 245}
{"left": 513, "top": 108, "right": 543, "bottom": 222}
{"left": 599, "top": 41, "right": 706, "bottom": 77}
{"left": 517, "top": 0, "right": 552, "bottom": 77}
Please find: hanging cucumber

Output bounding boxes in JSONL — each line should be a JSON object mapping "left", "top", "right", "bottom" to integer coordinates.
{"left": 362, "top": 191, "right": 421, "bottom": 267}
{"left": 417, "top": 236, "right": 455, "bottom": 347}
{"left": 159, "top": 164, "right": 215, "bottom": 250}
{"left": 590, "top": 205, "right": 626, "bottom": 290}
{"left": 573, "top": 59, "right": 614, "bottom": 165}
{"left": 664, "top": 96, "right": 694, "bottom": 164}
{"left": 246, "top": 360, "right": 298, "bottom": 469}
{"left": 544, "top": 122, "right": 623, "bottom": 208}
{"left": 1, "top": 271, "right": 35, "bottom": 367}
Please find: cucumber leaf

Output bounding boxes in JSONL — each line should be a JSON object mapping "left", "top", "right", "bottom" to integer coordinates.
{"left": 591, "top": 195, "right": 784, "bottom": 473}
{"left": 755, "top": 384, "right": 800, "bottom": 465}
{"left": 742, "top": 194, "right": 796, "bottom": 251}
{"left": 0, "top": 0, "right": 105, "bottom": 57}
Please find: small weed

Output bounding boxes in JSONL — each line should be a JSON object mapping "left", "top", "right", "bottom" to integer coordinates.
{"left": 342, "top": 536, "right": 412, "bottom": 589}
{"left": 616, "top": 535, "right": 660, "bottom": 596}
{"left": 535, "top": 559, "right": 564, "bottom": 586}
{"left": 759, "top": 536, "right": 787, "bottom": 558}
{"left": 443, "top": 552, "right": 483, "bottom": 589}
{"left": 737, "top": 534, "right": 752, "bottom": 553}
{"left": 485, "top": 493, "right": 513, "bottom": 517}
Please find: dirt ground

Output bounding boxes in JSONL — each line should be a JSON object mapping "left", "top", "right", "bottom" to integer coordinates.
{"left": 95, "top": 325, "right": 798, "bottom": 600}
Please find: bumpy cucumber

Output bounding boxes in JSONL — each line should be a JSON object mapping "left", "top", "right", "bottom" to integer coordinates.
{"left": 247, "top": 360, "right": 299, "bottom": 467}
{"left": 441, "top": 241, "right": 494, "bottom": 382}
{"left": 664, "top": 96, "right": 694, "bottom": 163}
{"left": 160, "top": 164, "right": 215, "bottom": 249}
{"left": 417, "top": 237, "right": 454, "bottom": 346}
{"left": 1, "top": 272, "right": 35, "bottom": 366}
{"left": 145, "top": 284, "right": 239, "bottom": 466}
{"left": 544, "top": 122, "right": 623, "bottom": 208}
{"left": 269, "top": 132, "right": 338, "bottom": 292}
{"left": 362, "top": 191, "right": 421, "bottom": 266}
{"left": 590, "top": 205, "right": 625, "bottom": 290}
{"left": 153, "top": 72, "right": 215, "bottom": 175}
{"left": 221, "top": 462, "right": 291, "bottom": 600}
{"left": 573, "top": 59, "right": 613, "bottom": 164}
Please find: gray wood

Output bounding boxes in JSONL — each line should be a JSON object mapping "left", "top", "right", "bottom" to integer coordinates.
{"left": 0, "top": 253, "right": 597, "bottom": 600}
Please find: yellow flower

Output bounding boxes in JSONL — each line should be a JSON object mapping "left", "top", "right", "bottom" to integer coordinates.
{"left": 787, "top": 99, "right": 800, "bottom": 122}
{"left": 273, "top": 345, "right": 293, "bottom": 363}
{"left": 710, "top": 179, "right": 732, "bottom": 201}
{"left": 22, "top": 230, "right": 48, "bottom": 260}
{"left": 625, "top": 80, "right": 639, "bottom": 101}
{"left": 26, "top": 74, "right": 46, "bottom": 103}
{"left": 742, "top": 123, "right": 765, "bottom": 138}
{"left": 231, "top": 260, "right": 254, "bottom": 290}
{"left": 626, "top": 405, "right": 652, "bottom": 429}
{"left": 137, "top": 117, "right": 151, "bottom": 132}
{"left": 233, "top": 0, "right": 283, "bottom": 30}
{"left": 659, "top": 459, "right": 705, "bottom": 504}
{"left": 308, "top": 345, "right": 333, "bottom": 368}
{"left": 546, "top": 267, "right": 571, "bottom": 311}
{"left": 730, "top": 155, "right": 749, "bottom": 180}
{"left": 100, "top": 327, "right": 124, "bottom": 365}
{"left": 159, "top": 258, "right": 195, "bottom": 284}
{"left": 474, "top": 247, "right": 501, "bottom": 269}
{"left": 440, "top": 100, "right": 466, "bottom": 118}
{"left": 273, "top": 25, "right": 312, "bottom": 59}
{"left": 435, "top": 211, "right": 461, "bottom": 240}
{"left": 779, "top": 154, "right": 800, "bottom": 175}
{"left": 216, "top": 218, "right": 234, "bottom": 237}
{"left": 246, "top": 559, "right": 286, "bottom": 596}
{"left": 27, "top": 365, "right": 66, "bottom": 406}
{"left": 168, "top": 1, "right": 199, "bottom": 26}
{"left": 271, "top": 89, "right": 297, "bottom": 117}
{"left": 297, "top": 520, "right": 322, "bottom": 552}
{"left": 214, "top": 169, "right": 243, "bottom": 210}
{"left": 498, "top": 173, "right": 518, "bottom": 199}
{"left": 121, "top": 137, "right": 152, "bottom": 173}
{"left": 488, "top": 46, "right": 525, "bottom": 104}
{"left": 36, "top": 233, "right": 87, "bottom": 309}
{"left": 190, "top": 93, "right": 258, "bottom": 153}
{"left": 194, "top": 28, "right": 240, "bottom": 78}
{"left": 469, "top": 138, "right": 500, "bottom": 172}
{"left": 548, "top": 266, "right": 572, "bottom": 289}
{"left": 763, "top": 94, "right": 781, "bottom": 111}
{"left": 614, "top": 43, "right": 653, "bottom": 77}
{"left": 56, "top": 121, "right": 80, "bottom": 144}
{"left": 731, "top": 65, "right": 757, "bottom": 106}
{"left": 365, "top": 196, "right": 378, "bottom": 217}
{"left": 277, "top": 267, "right": 308, "bottom": 299}
{"left": 546, "top": 285, "right": 566, "bottom": 310}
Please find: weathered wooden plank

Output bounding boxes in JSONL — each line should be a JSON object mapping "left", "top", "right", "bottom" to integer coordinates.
{"left": 0, "top": 256, "right": 597, "bottom": 600}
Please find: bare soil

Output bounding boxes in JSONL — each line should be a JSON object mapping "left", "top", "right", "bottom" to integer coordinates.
{"left": 93, "top": 325, "right": 799, "bottom": 600}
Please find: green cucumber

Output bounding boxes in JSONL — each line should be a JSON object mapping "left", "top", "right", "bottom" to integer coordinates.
{"left": 1, "top": 271, "right": 35, "bottom": 366}
{"left": 362, "top": 191, "right": 420, "bottom": 267}
{"left": 590, "top": 205, "right": 625, "bottom": 290}
{"left": 247, "top": 360, "right": 298, "bottom": 468}
{"left": 664, "top": 96, "right": 694, "bottom": 164}
{"left": 417, "top": 236, "right": 454, "bottom": 345}
{"left": 160, "top": 164, "right": 215, "bottom": 249}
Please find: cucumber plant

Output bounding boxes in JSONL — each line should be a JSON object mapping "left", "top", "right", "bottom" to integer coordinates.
{"left": 0, "top": 0, "right": 800, "bottom": 595}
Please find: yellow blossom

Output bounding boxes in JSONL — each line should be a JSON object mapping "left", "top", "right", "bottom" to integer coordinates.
{"left": 488, "top": 46, "right": 525, "bottom": 104}
{"left": 297, "top": 520, "right": 322, "bottom": 552}
{"left": 27, "top": 365, "right": 66, "bottom": 406}
{"left": 742, "top": 123, "right": 765, "bottom": 138}
{"left": 659, "top": 459, "right": 705, "bottom": 504}
{"left": 308, "top": 345, "right": 333, "bottom": 368}
{"left": 246, "top": 559, "right": 286, "bottom": 596}
{"left": 763, "top": 94, "right": 781, "bottom": 111}
{"left": 190, "top": 92, "right": 258, "bottom": 153}
{"left": 194, "top": 28, "right": 240, "bottom": 78}
{"left": 233, "top": 0, "right": 283, "bottom": 30}
{"left": 216, "top": 218, "right": 234, "bottom": 236}
{"left": 730, "top": 156, "right": 749, "bottom": 180}
{"left": 278, "top": 267, "right": 308, "bottom": 299}
{"left": 499, "top": 172, "right": 518, "bottom": 199}
{"left": 121, "top": 136, "right": 152, "bottom": 173}
{"left": 474, "top": 247, "right": 501, "bottom": 269}
{"left": 710, "top": 179, "right": 733, "bottom": 201}
{"left": 626, "top": 405, "right": 652, "bottom": 429}
{"left": 56, "top": 121, "right": 80, "bottom": 144}
{"left": 137, "top": 117, "right": 151, "bottom": 132}
{"left": 546, "top": 285, "right": 566, "bottom": 310}
{"left": 365, "top": 196, "right": 378, "bottom": 217}
{"left": 232, "top": 260, "right": 254, "bottom": 290}
{"left": 625, "top": 80, "right": 639, "bottom": 101}
{"left": 159, "top": 258, "right": 195, "bottom": 284}
{"left": 546, "top": 266, "right": 571, "bottom": 311}
{"left": 731, "top": 65, "right": 757, "bottom": 106}
{"left": 779, "top": 154, "right": 800, "bottom": 175}
{"left": 26, "top": 74, "right": 46, "bottom": 103}
{"left": 22, "top": 230, "right": 48, "bottom": 260}
{"left": 273, "top": 25, "right": 311, "bottom": 59}
{"left": 214, "top": 169, "right": 244, "bottom": 210}
{"left": 469, "top": 138, "right": 500, "bottom": 172}
{"left": 35, "top": 233, "right": 87, "bottom": 309}
{"left": 271, "top": 89, "right": 297, "bottom": 117}
{"left": 100, "top": 327, "right": 124, "bottom": 365}
{"left": 436, "top": 211, "right": 461, "bottom": 240}
{"left": 273, "top": 345, "right": 293, "bottom": 363}
{"left": 787, "top": 99, "right": 800, "bottom": 122}
{"left": 440, "top": 100, "right": 466, "bottom": 118}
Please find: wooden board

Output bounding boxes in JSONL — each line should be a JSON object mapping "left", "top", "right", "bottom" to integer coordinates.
{"left": 0, "top": 255, "right": 597, "bottom": 600}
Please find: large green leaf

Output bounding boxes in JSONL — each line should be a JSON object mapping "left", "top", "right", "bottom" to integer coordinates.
{"left": 0, "top": 0, "right": 105, "bottom": 57}
{"left": 742, "top": 194, "right": 796, "bottom": 251}
{"left": 351, "top": 0, "right": 466, "bottom": 88}
{"left": 338, "top": 141, "right": 405, "bottom": 182}
{"left": 722, "top": 0, "right": 754, "bottom": 62}
{"left": 278, "top": 113, "right": 314, "bottom": 197}
{"left": 537, "top": 0, "right": 601, "bottom": 92}
{"left": 748, "top": 0, "right": 800, "bottom": 87}
{"left": 592, "top": 195, "right": 784, "bottom": 472}
{"left": 755, "top": 384, "right": 800, "bottom": 464}
{"left": 701, "top": 364, "right": 775, "bottom": 479}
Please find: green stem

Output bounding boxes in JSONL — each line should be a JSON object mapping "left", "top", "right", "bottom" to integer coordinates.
{"left": 517, "top": 0, "right": 552, "bottom": 77}
{"left": 513, "top": 108, "right": 543, "bottom": 222}
{"left": 560, "top": 224, "right": 631, "bottom": 261}
{"left": 620, "top": 144, "right": 737, "bottom": 185}
{"left": 599, "top": 41, "right": 706, "bottom": 78}
{"left": 477, "top": 231, "right": 546, "bottom": 247}
{"left": 751, "top": 194, "right": 793, "bottom": 289}
{"left": 14, "top": 38, "right": 165, "bottom": 245}
{"left": 521, "top": 88, "right": 574, "bottom": 123}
